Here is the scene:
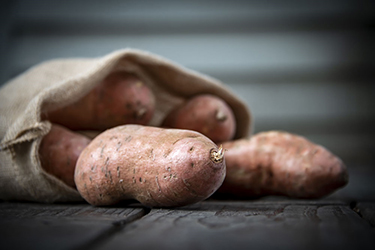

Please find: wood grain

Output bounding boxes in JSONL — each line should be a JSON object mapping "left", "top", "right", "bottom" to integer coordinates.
{"left": 356, "top": 202, "right": 375, "bottom": 227}
{"left": 98, "top": 200, "right": 375, "bottom": 250}
{"left": 0, "top": 202, "right": 148, "bottom": 250}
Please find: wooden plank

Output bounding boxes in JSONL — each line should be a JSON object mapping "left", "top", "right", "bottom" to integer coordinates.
{"left": 13, "top": 0, "right": 365, "bottom": 32}
{"left": 0, "top": 202, "right": 148, "bottom": 250}
{"left": 355, "top": 202, "right": 375, "bottom": 227}
{"left": 8, "top": 31, "right": 362, "bottom": 77}
{"left": 4, "top": 0, "right": 372, "bottom": 84}
{"left": 0, "top": 0, "right": 13, "bottom": 84}
{"left": 99, "top": 200, "right": 375, "bottom": 250}
{"left": 227, "top": 82, "right": 375, "bottom": 125}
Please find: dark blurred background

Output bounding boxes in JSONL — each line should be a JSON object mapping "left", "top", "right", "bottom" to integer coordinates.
{"left": 0, "top": 0, "right": 374, "bottom": 166}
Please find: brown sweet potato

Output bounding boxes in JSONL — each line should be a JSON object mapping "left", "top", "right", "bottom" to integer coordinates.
{"left": 44, "top": 72, "right": 155, "bottom": 130}
{"left": 218, "top": 131, "right": 348, "bottom": 198}
{"left": 162, "top": 94, "right": 236, "bottom": 143}
{"left": 74, "top": 125, "right": 226, "bottom": 207}
{"left": 39, "top": 124, "right": 91, "bottom": 188}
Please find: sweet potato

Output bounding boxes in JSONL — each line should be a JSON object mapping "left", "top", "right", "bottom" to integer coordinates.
{"left": 217, "top": 131, "right": 348, "bottom": 198}
{"left": 44, "top": 72, "right": 155, "bottom": 130}
{"left": 39, "top": 124, "right": 91, "bottom": 188}
{"left": 162, "top": 94, "right": 236, "bottom": 143}
{"left": 74, "top": 125, "right": 226, "bottom": 207}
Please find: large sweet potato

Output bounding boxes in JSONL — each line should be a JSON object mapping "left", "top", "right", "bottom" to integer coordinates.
{"left": 74, "top": 125, "right": 226, "bottom": 207}
{"left": 44, "top": 72, "right": 155, "bottom": 130}
{"left": 218, "top": 131, "right": 348, "bottom": 198}
{"left": 39, "top": 124, "right": 91, "bottom": 188}
{"left": 162, "top": 94, "right": 236, "bottom": 143}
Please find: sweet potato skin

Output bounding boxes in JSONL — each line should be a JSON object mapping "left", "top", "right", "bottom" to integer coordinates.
{"left": 44, "top": 72, "right": 155, "bottom": 130}
{"left": 162, "top": 94, "right": 236, "bottom": 143}
{"left": 74, "top": 125, "right": 226, "bottom": 207}
{"left": 39, "top": 124, "right": 91, "bottom": 188}
{"left": 218, "top": 131, "right": 348, "bottom": 198}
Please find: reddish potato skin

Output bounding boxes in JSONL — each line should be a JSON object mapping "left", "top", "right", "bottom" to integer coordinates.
{"left": 39, "top": 124, "right": 91, "bottom": 188}
{"left": 218, "top": 131, "right": 348, "bottom": 199}
{"left": 162, "top": 94, "right": 236, "bottom": 143}
{"left": 74, "top": 125, "right": 226, "bottom": 207}
{"left": 44, "top": 72, "right": 155, "bottom": 130}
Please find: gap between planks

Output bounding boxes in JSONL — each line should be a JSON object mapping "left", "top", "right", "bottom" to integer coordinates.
{"left": 71, "top": 205, "right": 151, "bottom": 250}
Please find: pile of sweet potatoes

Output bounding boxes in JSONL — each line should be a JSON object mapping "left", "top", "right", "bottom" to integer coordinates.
{"left": 39, "top": 71, "right": 348, "bottom": 208}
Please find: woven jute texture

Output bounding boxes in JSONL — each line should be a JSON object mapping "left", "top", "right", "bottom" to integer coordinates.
{"left": 0, "top": 49, "right": 251, "bottom": 203}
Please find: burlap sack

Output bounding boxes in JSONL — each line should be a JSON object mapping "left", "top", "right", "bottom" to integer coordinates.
{"left": 0, "top": 49, "right": 251, "bottom": 203}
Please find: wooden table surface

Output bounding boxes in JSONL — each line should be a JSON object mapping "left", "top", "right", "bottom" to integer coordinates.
{"left": 1, "top": 2, "right": 374, "bottom": 250}
{"left": 1, "top": 165, "right": 374, "bottom": 250}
